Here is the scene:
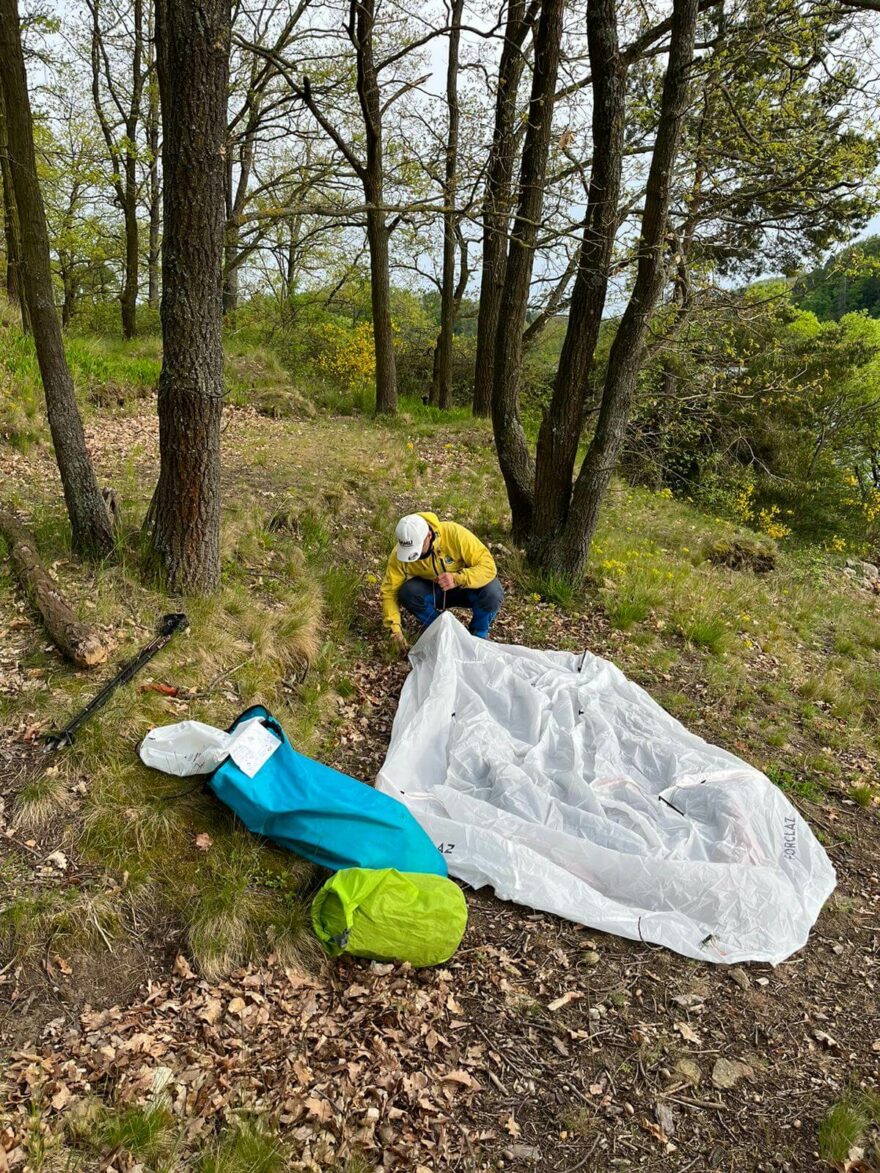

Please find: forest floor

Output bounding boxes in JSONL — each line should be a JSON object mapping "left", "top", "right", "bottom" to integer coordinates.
{"left": 1, "top": 391, "right": 880, "bottom": 1172}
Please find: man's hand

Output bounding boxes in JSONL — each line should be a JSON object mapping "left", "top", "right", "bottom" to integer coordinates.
{"left": 436, "top": 572, "right": 456, "bottom": 591}
{"left": 391, "top": 631, "right": 409, "bottom": 657}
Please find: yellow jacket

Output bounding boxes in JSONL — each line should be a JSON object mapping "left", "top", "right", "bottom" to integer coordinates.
{"left": 380, "top": 512, "right": 497, "bottom": 633}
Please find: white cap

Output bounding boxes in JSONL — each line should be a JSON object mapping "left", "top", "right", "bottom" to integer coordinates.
{"left": 395, "top": 514, "right": 430, "bottom": 562}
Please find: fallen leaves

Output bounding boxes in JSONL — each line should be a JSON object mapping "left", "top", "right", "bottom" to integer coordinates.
{"left": 640, "top": 1116, "right": 678, "bottom": 1154}
{"left": 3, "top": 959, "right": 488, "bottom": 1171}
{"left": 172, "top": 954, "right": 196, "bottom": 980}
{"left": 504, "top": 1114, "right": 521, "bottom": 1138}
{"left": 674, "top": 1021, "right": 700, "bottom": 1044}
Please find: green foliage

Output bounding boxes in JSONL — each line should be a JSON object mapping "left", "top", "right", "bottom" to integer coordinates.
{"left": 795, "top": 237, "right": 880, "bottom": 321}
{"left": 624, "top": 287, "right": 880, "bottom": 550}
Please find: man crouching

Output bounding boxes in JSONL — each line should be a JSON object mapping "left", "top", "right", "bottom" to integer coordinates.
{"left": 381, "top": 512, "right": 504, "bottom": 655}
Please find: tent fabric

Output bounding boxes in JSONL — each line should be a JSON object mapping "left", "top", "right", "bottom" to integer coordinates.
{"left": 376, "top": 614, "right": 835, "bottom": 964}
{"left": 141, "top": 706, "right": 447, "bottom": 877}
{"left": 311, "top": 867, "right": 468, "bottom": 966}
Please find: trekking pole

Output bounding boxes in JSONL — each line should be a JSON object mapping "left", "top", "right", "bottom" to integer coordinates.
{"left": 45, "top": 612, "right": 189, "bottom": 751}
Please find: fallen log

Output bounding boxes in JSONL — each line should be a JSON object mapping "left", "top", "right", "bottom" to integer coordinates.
{"left": 0, "top": 507, "right": 109, "bottom": 668}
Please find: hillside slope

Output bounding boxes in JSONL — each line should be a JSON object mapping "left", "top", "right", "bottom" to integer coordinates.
{"left": 1, "top": 394, "right": 879, "bottom": 1170}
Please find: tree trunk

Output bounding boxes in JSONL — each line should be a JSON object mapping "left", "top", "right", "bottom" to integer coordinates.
{"left": 430, "top": 0, "right": 464, "bottom": 411}
{"left": 0, "top": 82, "right": 26, "bottom": 326}
{"left": 0, "top": 508, "right": 109, "bottom": 667}
{"left": 472, "top": 0, "right": 537, "bottom": 417}
{"left": 89, "top": 0, "right": 143, "bottom": 339}
{"left": 350, "top": 0, "right": 397, "bottom": 415}
{"left": 222, "top": 227, "right": 240, "bottom": 314}
{"left": 144, "top": 0, "right": 230, "bottom": 594}
{"left": 120, "top": 192, "right": 139, "bottom": 338}
{"left": 0, "top": 0, "right": 114, "bottom": 560}
{"left": 61, "top": 272, "right": 75, "bottom": 329}
{"left": 530, "top": 0, "right": 626, "bottom": 557}
{"left": 491, "top": 0, "right": 565, "bottom": 540}
{"left": 366, "top": 199, "right": 397, "bottom": 415}
{"left": 146, "top": 20, "right": 160, "bottom": 309}
{"left": 552, "top": 0, "right": 700, "bottom": 578}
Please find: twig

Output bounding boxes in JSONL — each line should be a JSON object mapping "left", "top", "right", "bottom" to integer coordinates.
{"left": 662, "top": 1093, "right": 727, "bottom": 1111}
{"left": 91, "top": 911, "right": 114, "bottom": 952}
{"left": 198, "top": 659, "right": 251, "bottom": 697}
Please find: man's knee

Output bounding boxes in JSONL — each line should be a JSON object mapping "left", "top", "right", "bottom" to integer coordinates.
{"left": 399, "top": 577, "right": 432, "bottom": 612}
{"left": 478, "top": 578, "right": 504, "bottom": 611}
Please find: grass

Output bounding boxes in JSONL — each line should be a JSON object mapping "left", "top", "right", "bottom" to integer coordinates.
{"left": 0, "top": 884, "right": 123, "bottom": 964}
{"left": 818, "top": 1092, "right": 880, "bottom": 1166}
{"left": 197, "top": 1118, "right": 289, "bottom": 1173}
{"left": 5, "top": 314, "right": 880, "bottom": 994}
{"left": 851, "top": 783, "right": 876, "bottom": 808}
{"left": 53, "top": 1102, "right": 376, "bottom": 1173}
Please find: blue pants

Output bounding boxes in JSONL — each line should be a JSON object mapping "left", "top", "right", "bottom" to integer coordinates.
{"left": 398, "top": 576, "right": 504, "bottom": 638}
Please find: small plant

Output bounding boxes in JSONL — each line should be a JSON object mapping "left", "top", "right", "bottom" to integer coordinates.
{"left": 818, "top": 1098, "right": 870, "bottom": 1167}
{"left": 673, "top": 608, "right": 729, "bottom": 655}
{"left": 767, "top": 766, "right": 826, "bottom": 803}
{"left": 850, "top": 783, "right": 875, "bottom": 808}
{"left": 198, "top": 1117, "right": 288, "bottom": 1173}
{"left": 562, "top": 1106, "right": 596, "bottom": 1138}
{"left": 604, "top": 591, "right": 652, "bottom": 631}
{"left": 13, "top": 770, "right": 67, "bottom": 829}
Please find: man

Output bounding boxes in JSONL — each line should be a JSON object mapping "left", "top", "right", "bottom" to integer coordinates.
{"left": 381, "top": 512, "right": 504, "bottom": 654}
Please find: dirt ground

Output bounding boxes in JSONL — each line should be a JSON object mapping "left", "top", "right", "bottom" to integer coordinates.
{"left": 1, "top": 407, "right": 879, "bottom": 1171}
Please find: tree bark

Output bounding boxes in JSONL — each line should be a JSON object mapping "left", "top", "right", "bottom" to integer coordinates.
{"left": 491, "top": 0, "right": 565, "bottom": 540}
{"left": 0, "top": 82, "right": 26, "bottom": 326}
{"left": 430, "top": 0, "right": 464, "bottom": 411}
{"left": 0, "top": 508, "right": 109, "bottom": 667}
{"left": 349, "top": 0, "right": 398, "bottom": 414}
{"left": 530, "top": 0, "right": 626, "bottom": 555}
{"left": 143, "top": 0, "right": 230, "bottom": 594}
{"left": 146, "top": 15, "right": 160, "bottom": 309}
{"left": 552, "top": 0, "right": 700, "bottom": 578}
{"left": 472, "top": 0, "right": 537, "bottom": 417}
{"left": 0, "top": 0, "right": 114, "bottom": 560}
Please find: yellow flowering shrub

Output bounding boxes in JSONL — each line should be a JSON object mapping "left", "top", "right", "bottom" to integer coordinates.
{"left": 315, "top": 321, "right": 376, "bottom": 395}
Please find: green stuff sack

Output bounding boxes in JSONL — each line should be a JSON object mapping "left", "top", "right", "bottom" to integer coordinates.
{"left": 311, "top": 868, "right": 467, "bottom": 967}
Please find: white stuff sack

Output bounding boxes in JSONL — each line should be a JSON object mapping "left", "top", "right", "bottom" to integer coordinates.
{"left": 377, "top": 613, "right": 835, "bottom": 964}
{"left": 139, "top": 717, "right": 268, "bottom": 777}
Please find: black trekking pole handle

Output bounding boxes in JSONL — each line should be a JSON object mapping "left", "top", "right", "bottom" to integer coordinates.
{"left": 45, "top": 612, "right": 189, "bottom": 751}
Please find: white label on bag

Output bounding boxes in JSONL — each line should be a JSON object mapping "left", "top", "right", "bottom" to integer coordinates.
{"left": 230, "top": 722, "right": 280, "bottom": 778}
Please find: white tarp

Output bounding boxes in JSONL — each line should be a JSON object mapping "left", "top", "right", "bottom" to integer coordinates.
{"left": 377, "top": 613, "right": 835, "bottom": 964}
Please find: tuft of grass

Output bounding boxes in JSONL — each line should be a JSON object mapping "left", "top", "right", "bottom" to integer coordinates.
{"left": 98, "top": 1103, "right": 176, "bottom": 1162}
{"left": 13, "top": 769, "right": 67, "bottom": 829}
{"left": 673, "top": 609, "right": 729, "bottom": 655}
{"left": 818, "top": 1099, "right": 869, "bottom": 1166}
{"left": 323, "top": 564, "right": 363, "bottom": 636}
{"left": 562, "top": 1106, "right": 597, "bottom": 1138}
{"left": 197, "top": 1117, "right": 288, "bottom": 1173}
{"left": 0, "top": 884, "right": 122, "bottom": 961}
{"left": 184, "top": 840, "right": 318, "bottom": 977}
{"left": 850, "top": 783, "right": 875, "bottom": 808}
{"left": 767, "top": 766, "right": 827, "bottom": 804}
{"left": 604, "top": 591, "right": 652, "bottom": 631}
